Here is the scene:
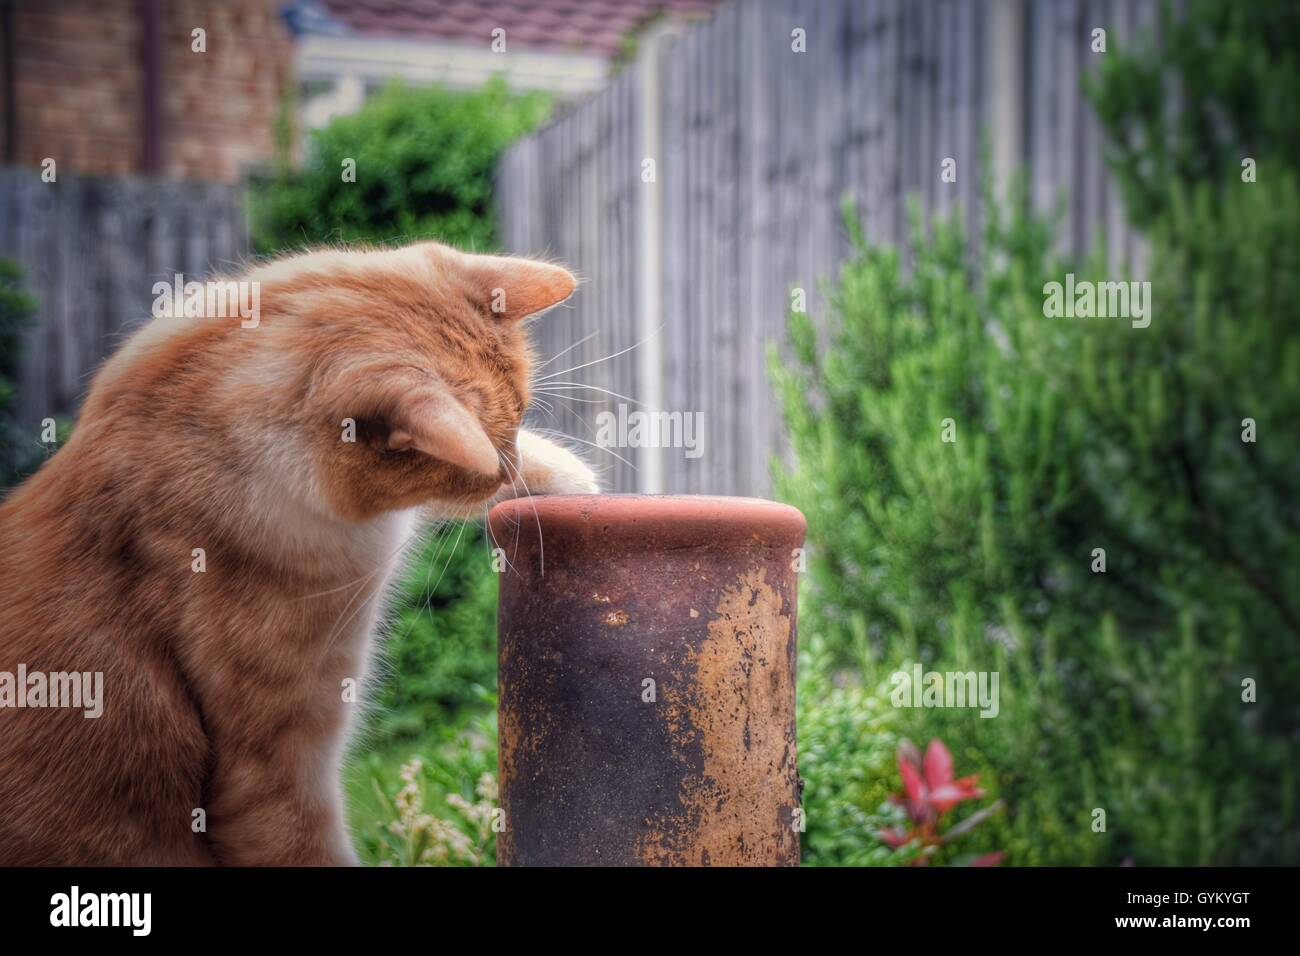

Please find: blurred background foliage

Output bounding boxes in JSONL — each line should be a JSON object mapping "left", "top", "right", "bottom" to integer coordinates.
{"left": 778, "top": 0, "right": 1299, "bottom": 865}
{"left": 252, "top": 78, "right": 551, "bottom": 254}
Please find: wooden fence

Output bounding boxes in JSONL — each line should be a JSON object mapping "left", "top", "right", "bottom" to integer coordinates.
{"left": 0, "top": 0, "right": 1163, "bottom": 494}
{"left": 499, "top": 0, "right": 1162, "bottom": 496}
{"left": 0, "top": 168, "right": 247, "bottom": 434}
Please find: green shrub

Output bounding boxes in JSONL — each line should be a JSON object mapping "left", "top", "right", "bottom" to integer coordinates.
{"left": 775, "top": 179, "right": 1299, "bottom": 866}
{"left": 795, "top": 633, "right": 900, "bottom": 866}
{"left": 1086, "top": 0, "right": 1300, "bottom": 230}
{"left": 0, "top": 259, "right": 37, "bottom": 486}
{"left": 368, "top": 526, "right": 499, "bottom": 742}
{"left": 252, "top": 78, "right": 551, "bottom": 253}
{"left": 776, "top": 0, "right": 1299, "bottom": 869}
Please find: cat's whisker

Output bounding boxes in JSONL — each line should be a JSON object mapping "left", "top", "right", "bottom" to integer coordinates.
{"left": 321, "top": 505, "right": 465, "bottom": 655}
{"left": 427, "top": 507, "right": 472, "bottom": 596}
{"left": 484, "top": 504, "right": 520, "bottom": 576}
{"left": 503, "top": 457, "right": 524, "bottom": 557}
{"left": 496, "top": 449, "right": 525, "bottom": 565}
{"left": 536, "top": 330, "right": 599, "bottom": 371}
{"left": 532, "top": 391, "right": 604, "bottom": 405}
{"left": 501, "top": 452, "right": 544, "bottom": 577}
{"left": 424, "top": 496, "right": 478, "bottom": 598}
{"left": 319, "top": 563, "right": 388, "bottom": 655}
{"left": 320, "top": 521, "right": 443, "bottom": 653}
{"left": 408, "top": 501, "right": 467, "bottom": 619}
{"left": 296, "top": 538, "right": 406, "bottom": 606}
{"left": 526, "top": 392, "right": 603, "bottom": 439}
{"left": 420, "top": 505, "right": 469, "bottom": 592}
{"left": 536, "top": 382, "right": 647, "bottom": 407}
{"left": 527, "top": 396, "right": 559, "bottom": 425}
{"left": 525, "top": 410, "right": 558, "bottom": 432}
{"left": 533, "top": 325, "right": 661, "bottom": 382}
{"left": 530, "top": 428, "right": 638, "bottom": 471}
{"left": 388, "top": 493, "right": 476, "bottom": 651}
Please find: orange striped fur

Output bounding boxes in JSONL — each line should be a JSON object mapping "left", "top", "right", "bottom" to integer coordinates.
{"left": 0, "top": 241, "right": 595, "bottom": 865}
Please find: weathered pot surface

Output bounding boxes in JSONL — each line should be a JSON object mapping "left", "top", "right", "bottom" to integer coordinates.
{"left": 491, "top": 494, "right": 806, "bottom": 866}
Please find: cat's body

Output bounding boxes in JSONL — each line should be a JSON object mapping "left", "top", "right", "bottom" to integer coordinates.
{"left": 0, "top": 242, "right": 595, "bottom": 865}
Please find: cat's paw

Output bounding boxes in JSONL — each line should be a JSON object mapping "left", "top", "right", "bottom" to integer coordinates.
{"left": 515, "top": 429, "right": 600, "bottom": 496}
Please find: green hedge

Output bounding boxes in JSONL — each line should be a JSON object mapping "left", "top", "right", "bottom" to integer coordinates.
{"left": 253, "top": 78, "right": 550, "bottom": 254}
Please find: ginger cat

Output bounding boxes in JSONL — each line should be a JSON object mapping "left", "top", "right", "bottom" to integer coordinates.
{"left": 0, "top": 242, "right": 596, "bottom": 865}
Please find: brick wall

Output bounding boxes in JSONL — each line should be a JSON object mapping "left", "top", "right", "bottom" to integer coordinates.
{"left": 2, "top": 0, "right": 292, "bottom": 183}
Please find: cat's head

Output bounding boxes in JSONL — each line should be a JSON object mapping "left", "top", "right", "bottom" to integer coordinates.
{"left": 130, "top": 241, "right": 577, "bottom": 523}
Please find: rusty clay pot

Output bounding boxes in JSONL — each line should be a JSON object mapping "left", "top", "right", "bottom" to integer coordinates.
{"left": 489, "top": 494, "right": 806, "bottom": 867}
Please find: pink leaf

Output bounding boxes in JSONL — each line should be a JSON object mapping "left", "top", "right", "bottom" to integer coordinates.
{"left": 924, "top": 738, "right": 955, "bottom": 789}
{"left": 928, "top": 783, "right": 985, "bottom": 814}
{"left": 899, "top": 756, "right": 928, "bottom": 805}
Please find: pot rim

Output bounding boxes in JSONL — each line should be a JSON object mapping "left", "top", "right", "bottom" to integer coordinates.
{"left": 488, "top": 494, "right": 807, "bottom": 544}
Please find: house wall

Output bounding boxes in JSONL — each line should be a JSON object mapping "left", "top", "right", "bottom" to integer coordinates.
{"left": 2, "top": 0, "right": 291, "bottom": 183}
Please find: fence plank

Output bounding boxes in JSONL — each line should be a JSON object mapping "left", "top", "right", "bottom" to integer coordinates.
{"left": 0, "top": 168, "right": 248, "bottom": 436}
{"left": 494, "top": 0, "right": 1158, "bottom": 497}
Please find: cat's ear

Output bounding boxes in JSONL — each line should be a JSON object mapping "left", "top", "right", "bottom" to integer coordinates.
{"left": 465, "top": 254, "right": 577, "bottom": 322}
{"left": 387, "top": 389, "right": 500, "bottom": 477}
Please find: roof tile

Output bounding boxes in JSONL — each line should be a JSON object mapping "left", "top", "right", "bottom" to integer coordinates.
{"left": 317, "top": 0, "right": 720, "bottom": 57}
